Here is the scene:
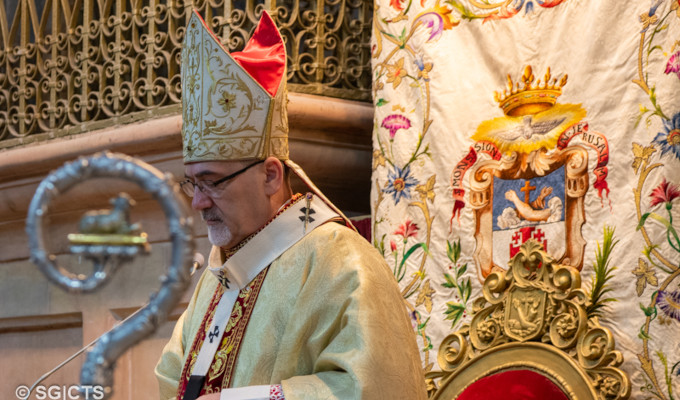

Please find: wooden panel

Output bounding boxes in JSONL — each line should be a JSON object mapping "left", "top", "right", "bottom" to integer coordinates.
{"left": 0, "top": 312, "right": 82, "bottom": 334}
{"left": 0, "top": 320, "right": 83, "bottom": 400}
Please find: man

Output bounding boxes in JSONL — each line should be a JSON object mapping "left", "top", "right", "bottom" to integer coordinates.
{"left": 155, "top": 9, "right": 427, "bottom": 400}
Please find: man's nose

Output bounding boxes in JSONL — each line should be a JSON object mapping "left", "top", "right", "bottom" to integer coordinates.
{"left": 191, "top": 188, "right": 213, "bottom": 210}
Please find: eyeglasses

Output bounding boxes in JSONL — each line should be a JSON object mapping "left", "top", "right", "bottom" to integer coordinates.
{"left": 180, "top": 159, "right": 265, "bottom": 198}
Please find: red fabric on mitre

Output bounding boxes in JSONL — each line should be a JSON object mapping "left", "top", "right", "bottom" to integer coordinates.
{"left": 231, "top": 11, "right": 286, "bottom": 97}
{"left": 191, "top": 10, "right": 285, "bottom": 97}
{"left": 457, "top": 369, "right": 569, "bottom": 400}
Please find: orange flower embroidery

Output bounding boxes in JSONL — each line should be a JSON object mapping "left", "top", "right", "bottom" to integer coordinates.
{"left": 386, "top": 58, "right": 408, "bottom": 89}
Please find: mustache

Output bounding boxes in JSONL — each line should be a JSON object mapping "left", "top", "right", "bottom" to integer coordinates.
{"left": 201, "top": 209, "right": 223, "bottom": 222}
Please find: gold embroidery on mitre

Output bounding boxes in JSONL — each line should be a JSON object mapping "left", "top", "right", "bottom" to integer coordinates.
{"left": 181, "top": 10, "right": 289, "bottom": 162}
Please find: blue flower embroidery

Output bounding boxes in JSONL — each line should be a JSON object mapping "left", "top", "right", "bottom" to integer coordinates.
{"left": 653, "top": 112, "right": 680, "bottom": 161}
{"left": 383, "top": 165, "right": 417, "bottom": 204}
{"left": 657, "top": 289, "right": 680, "bottom": 322}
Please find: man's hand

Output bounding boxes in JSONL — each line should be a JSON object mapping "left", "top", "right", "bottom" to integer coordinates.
{"left": 196, "top": 393, "right": 221, "bottom": 400}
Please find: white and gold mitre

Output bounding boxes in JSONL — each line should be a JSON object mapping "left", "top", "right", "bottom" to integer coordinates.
{"left": 181, "top": 10, "right": 289, "bottom": 163}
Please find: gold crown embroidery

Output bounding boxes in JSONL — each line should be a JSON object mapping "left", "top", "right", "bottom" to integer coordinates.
{"left": 494, "top": 65, "right": 568, "bottom": 117}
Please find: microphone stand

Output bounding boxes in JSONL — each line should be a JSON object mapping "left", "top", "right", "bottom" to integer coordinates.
{"left": 20, "top": 254, "right": 205, "bottom": 400}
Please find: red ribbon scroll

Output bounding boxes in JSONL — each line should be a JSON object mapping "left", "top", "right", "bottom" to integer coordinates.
{"left": 450, "top": 141, "right": 501, "bottom": 230}
{"left": 557, "top": 122, "right": 611, "bottom": 204}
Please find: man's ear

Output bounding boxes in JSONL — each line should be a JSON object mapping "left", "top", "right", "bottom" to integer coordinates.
{"left": 262, "top": 157, "right": 284, "bottom": 196}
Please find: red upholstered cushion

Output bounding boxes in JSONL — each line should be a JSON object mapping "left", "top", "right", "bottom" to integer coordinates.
{"left": 457, "top": 369, "right": 569, "bottom": 400}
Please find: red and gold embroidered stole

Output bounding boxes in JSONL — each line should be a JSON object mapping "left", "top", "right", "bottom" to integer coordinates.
{"left": 176, "top": 266, "right": 269, "bottom": 398}
{"left": 175, "top": 193, "right": 305, "bottom": 398}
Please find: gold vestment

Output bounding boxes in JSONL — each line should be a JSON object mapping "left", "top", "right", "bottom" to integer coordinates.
{"left": 156, "top": 222, "right": 427, "bottom": 399}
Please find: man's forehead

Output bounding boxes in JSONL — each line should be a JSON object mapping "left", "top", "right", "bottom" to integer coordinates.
{"left": 184, "top": 160, "right": 251, "bottom": 178}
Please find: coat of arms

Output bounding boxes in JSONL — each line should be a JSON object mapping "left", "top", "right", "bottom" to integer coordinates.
{"left": 505, "top": 287, "right": 548, "bottom": 341}
{"left": 451, "top": 66, "right": 611, "bottom": 281}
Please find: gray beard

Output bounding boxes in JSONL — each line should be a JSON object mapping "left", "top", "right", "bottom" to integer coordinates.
{"left": 207, "top": 224, "right": 233, "bottom": 247}
{"left": 202, "top": 208, "right": 233, "bottom": 247}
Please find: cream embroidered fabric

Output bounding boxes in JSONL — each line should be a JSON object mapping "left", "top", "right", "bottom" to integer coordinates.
{"left": 155, "top": 223, "right": 427, "bottom": 399}
{"left": 370, "top": 1, "right": 680, "bottom": 398}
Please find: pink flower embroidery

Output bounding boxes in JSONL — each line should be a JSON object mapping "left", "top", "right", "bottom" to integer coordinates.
{"left": 649, "top": 177, "right": 680, "bottom": 207}
{"left": 381, "top": 114, "right": 411, "bottom": 139}
{"left": 665, "top": 51, "right": 680, "bottom": 80}
{"left": 394, "top": 220, "right": 419, "bottom": 238}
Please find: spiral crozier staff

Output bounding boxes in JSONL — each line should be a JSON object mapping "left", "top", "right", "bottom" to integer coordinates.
{"left": 25, "top": 151, "right": 195, "bottom": 399}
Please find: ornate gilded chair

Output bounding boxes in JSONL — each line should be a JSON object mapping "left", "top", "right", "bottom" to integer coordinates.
{"left": 426, "top": 239, "right": 630, "bottom": 400}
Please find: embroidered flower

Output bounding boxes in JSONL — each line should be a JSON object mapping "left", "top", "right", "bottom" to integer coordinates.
{"left": 390, "top": 240, "right": 398, "bottom": 252}
{"left": 394, "top": 219, "right": 419, "bottom": 238}
{"left": 657, "top": 290, "right": 680, "bottom": 321}
{"left": 632, "top": 258, "right": 658, "bottom": 296}
{"left": 665, "top": 51, "right": 680, "bottom": 80}
{"left": 649, "top": 177, "right": 680, "bottom": 208}
{"left": 639, "top": 13, "right": 658, "bottom": 31}
{"left": 631, "top": 142, "right": 656, "bottom": 174}
{"left": 672, "top": 0, "right": 680, "bottom": 18}
{"left": 373, "top": 149, "right": 386, "bottom": 169}
{"left": 652, "top": 112, "right": 680, "bottom": 160}
{"left": 218, "top": 91, "right": 236, "bottom": 113}
{"left": 414, "top": 12, "right": 443, "bottom": 42}
{"left": 381, "top": 114, "right": 411, "bottom": 139}
{"left": 414, "top": 2, "right": 458, "bottom": 42}
{"left": 386, "top": 58, "right": 408, "bottom": 89}
{"left": 389, "top": 0, "right": 405, "bottom": 11}
{"left": 415, "top": 57, "right": 433, "bottom": 81}
{"left": 415, "top": 279, "right": 434, "bottom": 312}
{"left": 639, "top": 1, "right": 662, "bottom": 32}
{"left": 383, "top": 165, "right": 418, "bottom": 204}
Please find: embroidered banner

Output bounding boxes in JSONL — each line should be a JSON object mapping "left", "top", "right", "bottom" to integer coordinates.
{"left": 371, "top": 1, "right": 680, "bottom": 398}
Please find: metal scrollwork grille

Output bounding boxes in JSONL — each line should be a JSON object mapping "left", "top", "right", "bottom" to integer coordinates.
{"left": 0, "top": 0, "right": 372, "bottom": 148}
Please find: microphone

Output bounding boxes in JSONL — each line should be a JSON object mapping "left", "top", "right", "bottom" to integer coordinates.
{"left": 191, "top": 253, "right": 205, "bottom": 276}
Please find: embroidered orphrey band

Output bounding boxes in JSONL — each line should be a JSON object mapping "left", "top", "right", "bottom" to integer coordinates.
{"left": 177, "top": 267, "right": 270, "bottom": 399}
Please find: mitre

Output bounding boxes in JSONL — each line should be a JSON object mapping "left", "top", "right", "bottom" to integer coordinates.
{"left": 181, "top": 9, "right": 288, "bottom": 163}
